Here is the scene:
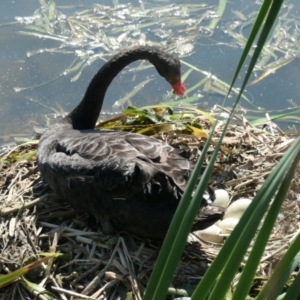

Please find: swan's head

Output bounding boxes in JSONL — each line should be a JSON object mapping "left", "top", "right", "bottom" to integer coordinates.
{"left": 152, "top": 53, "right": 187, "bottom": 97}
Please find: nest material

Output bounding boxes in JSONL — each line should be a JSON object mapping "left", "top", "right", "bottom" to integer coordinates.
{"left": 0, "top": 120, "right": 299, "bottom": 299}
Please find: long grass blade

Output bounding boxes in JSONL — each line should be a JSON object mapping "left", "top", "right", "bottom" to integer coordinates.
{"left": 180, "top": 60, "right": 253, "bottom": 105}
{"left": 190, "top": 2, "right": 286, "bottom": 297}
{"left": 226, "top": 0, "right": 276, "bottom": 98}
{"left": 232, "top": 138, "right": 300, "bottom": 300}
{"left": 143, "top": 122, "right": 217, "bottom": 299}
{"left": 192, "top": 134, "right": 300, "bottom": 300}
{"left": 256, "top": 232, "right": 300, "bottom": 300}
{"left": 281, "top": 265, "right": 300, "bottom": 300}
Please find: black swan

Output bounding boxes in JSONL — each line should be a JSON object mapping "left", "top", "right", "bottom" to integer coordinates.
{"left": 37, "top": 46, "right": 224, "bottom": 239}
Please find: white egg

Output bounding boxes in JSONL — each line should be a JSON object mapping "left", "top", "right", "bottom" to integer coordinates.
{"left": 214, "top": 189, "right": 230, "bottom": 208}
{"left": 197, "top": 224, "right": 223, "bottom": 244}
{"left": 218, "top": 218, "right": 239, "bottom": 234}
{"left": 224, "top": 198, "right": 252, "bottom": 219}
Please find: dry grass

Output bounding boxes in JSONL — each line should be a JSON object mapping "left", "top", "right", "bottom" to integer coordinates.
{"left": 0, "top": 114, "right": 299, "bottom": 299}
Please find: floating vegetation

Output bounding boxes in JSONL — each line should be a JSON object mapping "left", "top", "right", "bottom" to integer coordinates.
{"left": 112, "top": 78, "right": 153, "bottom": 108}
{"left": 223, "top": 2, "right": 299, "bottom": 86}
{"left": 11, "top": 0, "right": 299, "bottom": 110}
{"left": 96, "top": 104, "right": 213, "bottom": 138}
{"left": 14, "top": 0, "right": 220, "bottom": 88}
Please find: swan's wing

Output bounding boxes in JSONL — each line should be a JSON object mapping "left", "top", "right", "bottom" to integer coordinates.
{"left": 38, "top": 130, "right": 194, "bottom": 203}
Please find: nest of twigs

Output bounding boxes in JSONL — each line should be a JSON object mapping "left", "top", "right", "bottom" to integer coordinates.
{"left": 0, "top": 113, "right": 299, "bottom": 300}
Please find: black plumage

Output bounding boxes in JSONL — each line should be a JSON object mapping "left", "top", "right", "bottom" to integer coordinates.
{"left": 37, "top": 46, "right": 224, "bottom": 239}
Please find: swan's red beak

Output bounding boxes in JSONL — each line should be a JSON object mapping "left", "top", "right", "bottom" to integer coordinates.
{"left": 172, "top": 81, "right": 187, "bottom": 96}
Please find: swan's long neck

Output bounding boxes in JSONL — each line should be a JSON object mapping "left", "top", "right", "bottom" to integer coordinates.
{"left": 66, "top": 46, "right": 165, "bottom": 130}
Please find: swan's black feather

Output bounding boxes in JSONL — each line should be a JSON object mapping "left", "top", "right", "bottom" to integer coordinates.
{"left": 39, "top": 127, "right": 192, "bottom": 210}
{"left": 37, "top": 46, "right": 224, "bottom": 239}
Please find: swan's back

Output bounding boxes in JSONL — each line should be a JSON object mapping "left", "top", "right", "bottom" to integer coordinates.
{"left": 38, "top": 125, "right": 193, "bottom": 202}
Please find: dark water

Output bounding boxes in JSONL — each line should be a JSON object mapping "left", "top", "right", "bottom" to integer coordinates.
{"left": 1, "top": 0, "right": 300, "bottom": 146}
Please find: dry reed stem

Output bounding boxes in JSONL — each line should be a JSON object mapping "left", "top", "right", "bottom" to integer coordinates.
{"left": 0, "top": 114, "right": 299, "bottom": 299}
